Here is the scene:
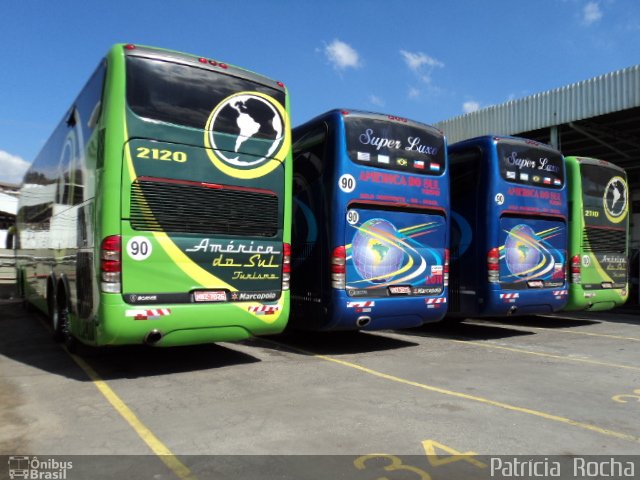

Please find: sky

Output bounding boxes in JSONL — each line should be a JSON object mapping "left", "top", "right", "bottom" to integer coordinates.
{"left": 1, "top": 0, "right": 639, "bottom": 184}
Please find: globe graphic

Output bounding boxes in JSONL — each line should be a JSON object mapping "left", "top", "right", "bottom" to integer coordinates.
{"left": 210, "top": 95, "right": 283, "bottom": 166}
{"left": 504, "top": 224, "right": 542, "bottom": 277}
{"left": 352, "top": 219, "right": 405, "bottom": 282}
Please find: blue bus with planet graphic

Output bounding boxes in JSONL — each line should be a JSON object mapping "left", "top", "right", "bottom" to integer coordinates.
{"left": 448, "top": 136, "right": 569, "bottom": 317}
{"left": 289, "top": 109, "right": 449, "bottom": 331}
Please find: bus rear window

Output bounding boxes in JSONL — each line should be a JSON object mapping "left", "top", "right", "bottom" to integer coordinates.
{"left": 497, "top": 141, "right": 564, "bottom": 188}
{"left": 126, "top": 56, "right": 285, "bottom": 131}
{"left": 345, "top": 117, "right": 445, "bottom": 175}
{"left": 580, "top": 164, "right": 628, "bottom": 227}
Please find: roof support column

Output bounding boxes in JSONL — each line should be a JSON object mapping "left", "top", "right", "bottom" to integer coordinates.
{"left": 549, "top": 125, "right": 559, "bottom": 149}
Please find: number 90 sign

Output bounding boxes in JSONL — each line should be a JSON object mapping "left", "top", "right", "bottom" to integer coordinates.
{"left": 339, "top": 174, "right": 356, "bottom": 193}
{"left": 127, "top": 236, "right": 152, "bottom": 261}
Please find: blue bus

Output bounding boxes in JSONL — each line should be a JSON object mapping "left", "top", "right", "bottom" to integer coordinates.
{"left": 448, "top": 136, "right": 568, "bottom": 317}
{"left": 290, "top": 109, "right": 449, "bottom": 331}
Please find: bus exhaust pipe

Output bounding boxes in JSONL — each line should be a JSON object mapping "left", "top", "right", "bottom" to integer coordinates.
{"left": 356, "top": 316, "right": 371, "bottom": 328}
{"left": 144, "top": 329, "right": 163, "bottom": 345}
{"left": 507, "top": 306, "right": 518, "bottom": 316}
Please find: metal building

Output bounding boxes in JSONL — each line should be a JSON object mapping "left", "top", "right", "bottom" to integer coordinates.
{"left": 434, "top": 64, "right": 640, "bottom": 250}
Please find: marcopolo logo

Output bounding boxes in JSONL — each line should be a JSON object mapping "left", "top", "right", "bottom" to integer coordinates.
{"left": 204, "top": 91, "right": 290, "bottom": 179}
{"left": 8, "top": 456, "right": 73, "bottom": 479}
{"left": 603, "top": 176, "right": 628, "bottom": 223}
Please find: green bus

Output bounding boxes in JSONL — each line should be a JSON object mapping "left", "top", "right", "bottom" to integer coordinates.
{"left": 15, "top": 44, "right": 292, "bottom": 347}
{"left": 565, "top": 156, "right": 629, "bottom": 311}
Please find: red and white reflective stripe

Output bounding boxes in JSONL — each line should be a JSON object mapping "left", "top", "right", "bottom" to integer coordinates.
{"left": 347, "top": 301, "right": 375, "bottom": 308}
{"left": 500, "top": 293, "right": 520, "bottom": 299}
{"left": 126, "top": 308, "right": 171, "bottom": 320}
{"left": 425, "top": 298, "right": 447, "bottom": 304}
{"left": 248, "top": 305, "right": 280, "bottom": 314}
{"left": 553, "top": 290, "right": 568, "bottom": 296}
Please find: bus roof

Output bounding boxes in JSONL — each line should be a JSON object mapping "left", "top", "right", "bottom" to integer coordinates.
{"left": 115, "top": 43, "right": 286, "bottom": 95}
{"left": 449, "top": 134, "right": 561, "bottom": 154}
{"left": 564, "top": 155, "right": 627, "bottom": 174}
{"left": 293, "top": 108, "right": 443, "bottom": 136}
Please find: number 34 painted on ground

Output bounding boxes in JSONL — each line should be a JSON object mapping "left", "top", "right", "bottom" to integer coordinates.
{"left": 354, "top": 439, "right": 487, "bottom": 480}
{"left": 612, "top": 388, "right": 640, "bottom": 404}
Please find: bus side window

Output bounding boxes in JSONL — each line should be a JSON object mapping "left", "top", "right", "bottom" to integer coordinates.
{"left": 449, "top": 148, "right": 481, "bottom": 193}
{"left": 292, "top": 124, "right": 327, "bottom": 192}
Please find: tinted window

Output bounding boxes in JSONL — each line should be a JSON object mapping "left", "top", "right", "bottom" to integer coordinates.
{"left": 497, "top": 140, "right": 564, "bottom": 188}
{"left": 126, "top": 57, "right": 285, "bottom": 131}
{"left": 580, "top": 163, "right": 629, "bottom": 227}
{"left": 293, "top": 124, "right": 327, "bottom": 190}
{"left": 449, "top": 148, "right": 480, "bottom": 194}
{"left": 345, "top": 117, "right": 445, "bottom": 175}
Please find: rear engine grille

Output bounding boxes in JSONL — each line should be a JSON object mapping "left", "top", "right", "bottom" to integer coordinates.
{"left": 582, "top": 226, "right": 626, "bottom": 254}
{"left": 129, "top": 179, "right": 279, "bottom": 237}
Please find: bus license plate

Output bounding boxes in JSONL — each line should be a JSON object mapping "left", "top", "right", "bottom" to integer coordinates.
{"left": 388, "top": 285, "right": 411, "bottom": 295}
{"left": 194, "top": 290, "right": 227, "bottom": 302}
{"left": 527, "top": 280, "right": 544, "bottom": 288}
{"left": 601, "top": 282, "right": 613, "bottom": 289}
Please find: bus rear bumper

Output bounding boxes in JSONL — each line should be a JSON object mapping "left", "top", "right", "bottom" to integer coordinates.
{"left": 565, "top": 286, "right": 628, "bottom": 311}
{"left": 482, "top": 288, "right": 568, "bottom": 316}
{"left": 93, "top": 294, "right": 289, "bottom": 346}
{"left": 326, "top": 291, "right": 448, "bottom": 331}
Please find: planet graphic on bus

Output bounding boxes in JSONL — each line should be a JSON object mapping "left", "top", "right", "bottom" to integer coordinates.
{"left": 208, "top": 93, "right": 284, "bottom": 167}
{"left": 504, "top": 224, "right": 542, "bottom": 277}
{"left": 352, "top": 218, "right": 405, "bottom": 282}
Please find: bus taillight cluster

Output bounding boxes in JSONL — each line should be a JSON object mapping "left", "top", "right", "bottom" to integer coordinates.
{"left": 571, "top": 254, "right": 581, "bottom": 284}
{"left": 282, "top": 243, "right": 291, "bottom": 291}
{"left": 331, "top": 246, "right": 347, "bottom": 289}
{"left": 101, "top": 235, "right": 122, "bottom": 293}
{"left": 444, "top": 249, "right": 450, "bottom": 287}
{"left": 487, "top": 247, "right": 500, "bottom": 283}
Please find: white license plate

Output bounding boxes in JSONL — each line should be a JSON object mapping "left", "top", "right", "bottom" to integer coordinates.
{"left": 194, "top": 291, "right": 227, "bottom": 302}
{"left": 389, "top": 285, "right": 411, "bottom": 295}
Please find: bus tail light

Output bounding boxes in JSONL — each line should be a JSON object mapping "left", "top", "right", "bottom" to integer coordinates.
{"left": 282, "top": 243, "right": 291, "bottom": 291}
{"left": 331, "top": 246, "right": 346, "bottom": 289}
{"left": 444, "top": 249, "right": 449, "bottom": 287}
{"left": 571, "top": 254, "right": 581, "bottom": 284}
{"left": 101, "top": 235, "right": 122, "bottom": 293}
{"left": 487, "top": 247, "right": 500, "bottom": 283}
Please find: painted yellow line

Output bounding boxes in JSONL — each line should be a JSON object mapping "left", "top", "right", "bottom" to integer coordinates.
{"left": 447, "top": 338, "right": 640, "bottom": 371}
{"left": 68, "top": 353, "right": 197, "bottom": 480}
{"left": 471, "top": 321, "right": 640, "bottom": 342}
{"left": 260, "top": 338, "right": 640, "bottom": 444}
{"left": 35, "top": 317, "right": 196, "bottom": 480}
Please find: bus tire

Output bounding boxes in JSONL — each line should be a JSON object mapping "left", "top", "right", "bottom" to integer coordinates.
{"left": 53, "top": 283, "right": 71, "bottom": 345}
{"left": 47, "top": 280, "right": 59, "bottom": 334}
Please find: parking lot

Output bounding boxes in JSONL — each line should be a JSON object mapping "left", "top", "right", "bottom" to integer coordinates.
{"left": 1, "top": 299, "right": 639, "bottom": 478}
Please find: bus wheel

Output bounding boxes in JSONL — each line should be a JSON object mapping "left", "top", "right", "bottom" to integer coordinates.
{"left": 47, "top": 286, "right": 58, "bottom": 332}
{"left": 53, "top": 301, "right": 71, "bottom": 344}
{"left": 51, "top": 282, "right": 66, "bottom": 343}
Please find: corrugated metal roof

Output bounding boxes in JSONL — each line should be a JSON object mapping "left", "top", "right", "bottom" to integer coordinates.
{"left": 435, "top": 64, "right": 640, "bottom": 144}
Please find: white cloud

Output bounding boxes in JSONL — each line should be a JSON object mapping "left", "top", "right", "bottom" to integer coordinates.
{"left": 399, "top": 50, "right": 444, "bottom": 88}
{"left": 400, "top": 50, "right": 444, "bottom": 72}
{"left": 582, "top": 1, "right": 603, "bottom": 25}
{"left": 368, "top": 95, "right": 385, "bottom": 107}
{"left": 463, "top": 101, "right": 481, "bottom": 114}
{"left": 324, "top": 39, "right": 361, "bottom": 70}
{"left": 408, "top": 87, "right": 421, "bottom": 99}
{"left": 0, "top": 150, "right": 29, "bottom": 184}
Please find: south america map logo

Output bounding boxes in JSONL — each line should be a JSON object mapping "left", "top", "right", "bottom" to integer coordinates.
{"left": 603, "top": 176, "right": 628, "bottom": 223}
{"left": 204, "top": 91, "right": 289, "bottom": 179}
